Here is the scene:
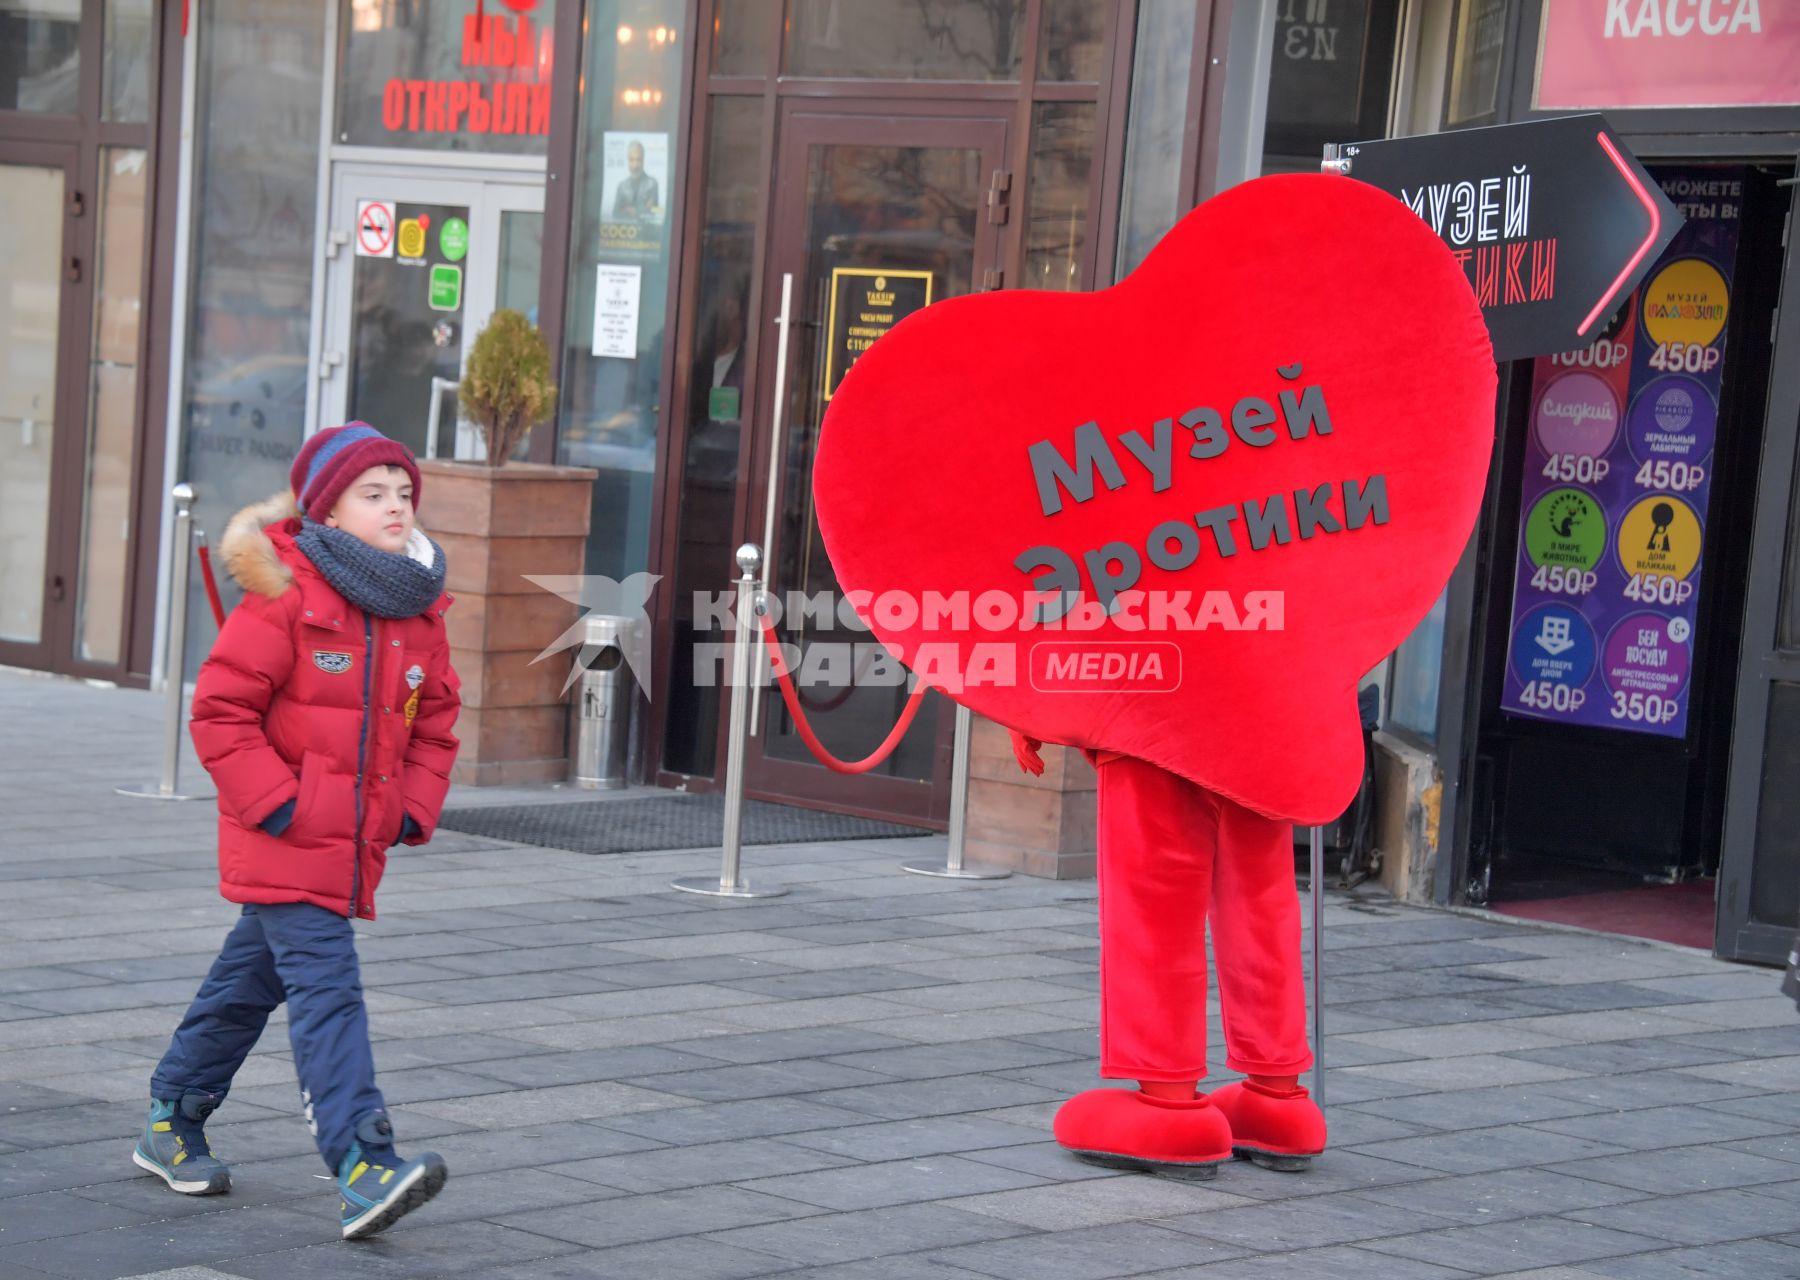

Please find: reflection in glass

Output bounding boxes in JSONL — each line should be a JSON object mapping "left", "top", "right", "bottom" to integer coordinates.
{"left": 786, "top": 0, "right": 1023, "bottom": 81}
{"left": 664, "top": 97, "right": 765, "bottom": 778}
{"left": 346, "top": 201, "right": 470, "bottom": 463}
{"left": 1024, "top": 102, "right": 1097, "bottom": 292}
{"left": 498, "top": 210, "right": 545, "bottom": 317}
{"left": 1114, "top": 0, "right": 1193, "bottom": 278}
{"left": 758, "top": 141, "right": 982, "bottom": 779}
{"left": 75, "top": 149, "right": 150, "bottom": 666}
{"left": 337, "top": 0, "right": 556, "bottom": 154}
{"left": 1449, "top": 0, "right": 1506, "bottom": 125}
{"left": 0, "top": 1, "right": 80, "bottom": 113}
{"left": 1388, "top": 587, "right": 1446, "bottom": 743}
{"left": 104, "top": 0, "right": 155, "bottom": 122}
{"left": 559, "top": 0, "right": 685, "bottom": 583}
{"left": 1750, "top": 682, "right": 1800, "bottom": 930}
{"left": 0, "top": 163, "right": 63, "bottom": 646}
{"left": 1038, "top": 0, "right": 1106, "bottom": 82}
{"left": 180, "top": 0, "right": 326, "bottom": 674}
{"left": 712, "top": 0, "right": 777, "bottom": 76}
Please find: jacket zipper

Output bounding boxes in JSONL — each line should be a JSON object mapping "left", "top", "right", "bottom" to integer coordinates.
{"left": 351, "top": 614, "right": 375, "bottom": 916}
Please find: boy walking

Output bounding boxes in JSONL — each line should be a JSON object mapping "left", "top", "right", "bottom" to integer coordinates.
{"left": 136, "top": 423, "right": 461, "bottom": 1239}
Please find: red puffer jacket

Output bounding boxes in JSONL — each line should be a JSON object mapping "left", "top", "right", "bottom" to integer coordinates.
{"left": 190, "top": 492, "right": 461, "bottom": 920}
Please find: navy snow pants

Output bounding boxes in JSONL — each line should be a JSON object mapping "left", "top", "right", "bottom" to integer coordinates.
{"left": 152, "top": 903, "right": 386, "bottom": 1171}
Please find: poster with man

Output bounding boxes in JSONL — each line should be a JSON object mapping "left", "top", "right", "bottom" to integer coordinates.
{"left": 603, "top": 131, "right": 668, "bottom": 226}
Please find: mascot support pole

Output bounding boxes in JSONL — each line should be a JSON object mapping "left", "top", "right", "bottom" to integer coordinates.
{"left": 672, "top": 543, "right": 789, "bottom": 900}
{"left": 1309, "top": 824, "right": 1325, "bottom": 1105}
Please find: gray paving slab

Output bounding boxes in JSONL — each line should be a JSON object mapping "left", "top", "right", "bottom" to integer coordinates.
{"left": 3, "top": 668, "right": 1798, "bottom": 1279}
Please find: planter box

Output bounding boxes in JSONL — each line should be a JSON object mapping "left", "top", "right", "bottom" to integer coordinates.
{"left": 418, "top": 460, "right": 598, "bottom": 787}
{"left": 963, "top": 714, "right": 1097, "bottom": 879}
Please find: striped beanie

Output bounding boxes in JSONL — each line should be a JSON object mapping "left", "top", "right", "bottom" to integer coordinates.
{"left": 290, "top": 422, "right": 422, "bottom": 522}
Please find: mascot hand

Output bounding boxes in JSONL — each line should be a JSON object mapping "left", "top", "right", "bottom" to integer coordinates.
{"left": 1009, "top": 730, "right": 1045, "bottom": 777}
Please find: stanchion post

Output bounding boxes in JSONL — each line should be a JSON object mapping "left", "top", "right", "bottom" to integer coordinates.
{"left": 903, "top": 702, "right": 1010, "bottom": 880}
{"left": 1309, "top": 823, "right": 1326, "bottom": 1105}
{"left": 119, "top": 483, "right": 213, "bottom": 802}
{"left": 673, "top": 544, "right": 789, "bottom": 899}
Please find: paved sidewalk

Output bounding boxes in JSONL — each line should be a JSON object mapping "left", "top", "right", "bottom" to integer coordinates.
{"left": 1, "top": 670, "right": 1797, "bottom": 1280}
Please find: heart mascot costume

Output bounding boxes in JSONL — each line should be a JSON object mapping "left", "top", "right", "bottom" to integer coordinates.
{"left": 812, "top": 174, "right": 1496, "bottom": 1178}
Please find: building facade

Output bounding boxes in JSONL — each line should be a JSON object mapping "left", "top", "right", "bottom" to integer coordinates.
{"left": 3, "top": 2, "right": 1794, "bottom": 962}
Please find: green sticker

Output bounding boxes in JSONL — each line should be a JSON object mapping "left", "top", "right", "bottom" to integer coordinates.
{"left": 439, "top": 217, "right": 469, "bottom": 262}
{"left": 428, "top": 264, "right": 463, "bottom": 312}
{"left": 708, "top": 385, "right": 741, "bottom": 421}
{"left": 1524, "top": 486, "right": 1605, "bottom": 571}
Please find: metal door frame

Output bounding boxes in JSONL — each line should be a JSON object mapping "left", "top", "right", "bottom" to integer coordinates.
{"left": 316, "top": 164, "right": 545, "bottom": 457}
{"left": 1716, "top": 169, "right": 1800, "bottom": 964}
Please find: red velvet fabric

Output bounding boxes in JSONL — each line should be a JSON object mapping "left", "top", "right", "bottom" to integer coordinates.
{"left": 813, "top": 173, "right": 1495, "bottom": 825}
{"left": 1095, "top": 755, "right": 1311, "bottom": 1081}
{"left": 1210, "top": 1079, "right": 1328, "bottom": 1157}
{"left": 1052, "top": 1087, "right": 1232, "bottom": 1168}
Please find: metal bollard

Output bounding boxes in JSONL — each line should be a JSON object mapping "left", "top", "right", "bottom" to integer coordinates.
{"left": 1310, "top": 823, "right": 1326, "bottom": 1106}
{"left": 903, "top": 702, "right": 1009, "bottom": 879}
{"left": 672, "top": 544, "right": 788, "bottom": 899}
{"left": 119, "top": 483, "right": 213, "bottom": 802}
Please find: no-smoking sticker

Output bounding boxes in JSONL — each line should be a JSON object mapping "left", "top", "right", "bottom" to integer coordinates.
{"left": 356, "top": 200, "right": 395, "bottom": 258}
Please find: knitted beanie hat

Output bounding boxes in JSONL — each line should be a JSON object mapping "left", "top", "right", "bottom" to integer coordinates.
{"left": 290, "top": 422, "right": 422, "bottom": 522}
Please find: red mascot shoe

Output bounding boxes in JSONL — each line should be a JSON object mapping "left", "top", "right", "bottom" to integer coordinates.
{"left": 1208, "top": 1079, "right": 1327, "bottom": 1171}
{"left": 1052, "top": 1088, "right": 1232, "bottom": 1180}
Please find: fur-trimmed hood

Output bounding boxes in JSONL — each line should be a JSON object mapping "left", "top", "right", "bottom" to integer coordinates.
{"left": 219, "top": 491, "right": 302, "bottom": 600}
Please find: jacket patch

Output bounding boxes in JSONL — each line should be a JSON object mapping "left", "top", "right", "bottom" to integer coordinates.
{"left": 405, "top": 663, "right": 426, "bottom": 690}
{"left": 404, "top": 687, "right": 422, "bottom": 726}
{"left": 312, "top": 650, "right": 354, "bottom": 675}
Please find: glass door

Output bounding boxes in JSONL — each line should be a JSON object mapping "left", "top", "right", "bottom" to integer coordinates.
{"left": 0, "top": 142, "right": 76, "bottom": 671}
{"left": 320, "top": 168, "right": 544, "bottom": 459}
{"left": 742, "top": 108, "right": 1009, "bottom": 822}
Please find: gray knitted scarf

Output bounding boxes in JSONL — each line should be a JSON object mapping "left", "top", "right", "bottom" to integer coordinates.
{"left": 295, "top": 519, "right": 447, "bottom": 620}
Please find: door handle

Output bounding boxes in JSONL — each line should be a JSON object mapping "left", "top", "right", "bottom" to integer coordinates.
{"left": 48, "top": 574, "right": 66, "bottom": 603}
{"left": 317, "top": 351, "right": 344, "bottom": 379}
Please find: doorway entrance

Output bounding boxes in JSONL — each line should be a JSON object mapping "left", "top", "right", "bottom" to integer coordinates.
{"left": 1466, "top": 162, "right": 1792, "bottom": 959}
{"left": 319, "top": 167, "right": 544, "bottom": 460}
{"left": 740, "top": 105, "right": 1011, "bottom": 824}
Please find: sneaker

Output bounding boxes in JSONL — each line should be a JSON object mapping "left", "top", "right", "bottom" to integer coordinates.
{"left": 337, "top": 1113, "right": 448, "bottom": 1240}
{"left": 133, "top": 1094, "right": 230, "bottom": 1195}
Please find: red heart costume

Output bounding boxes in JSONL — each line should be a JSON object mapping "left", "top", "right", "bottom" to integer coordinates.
{"left": 813, "top": 174, "right": 1495, "bottom": 1176}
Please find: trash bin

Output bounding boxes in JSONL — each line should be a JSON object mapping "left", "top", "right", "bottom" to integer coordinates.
{"left": 571, "top": 614, "right": 635, "bottom": 789}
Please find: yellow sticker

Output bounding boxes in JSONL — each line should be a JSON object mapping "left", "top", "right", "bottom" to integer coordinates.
{"left": 404, "top": 687, "right": 422, "bottom": 726}
{"left": 397, "top": 218, "right": 426, "bottom": 259}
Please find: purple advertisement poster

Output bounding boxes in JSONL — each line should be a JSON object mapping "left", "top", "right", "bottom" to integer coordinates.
{"left": 1500, "top": 167, "right": 1743, "bottom": 738}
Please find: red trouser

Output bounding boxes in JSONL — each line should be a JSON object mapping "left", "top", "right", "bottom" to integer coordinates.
{"left": 1095, "top": 753, "right": 1313, "bottom": 1082}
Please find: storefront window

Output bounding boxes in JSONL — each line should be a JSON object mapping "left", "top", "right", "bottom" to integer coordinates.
{"left": 663, "top": 97, "right": 764, "bottom": 778}
{"left": 1750, "top": 682, "right": 1800, "bottom": 930}
{"left": 0, "top": 1, "right": 81, "bottom": 113}
{"left": 103, "top": 0, "right": 154, "bottom": 122}
{"left": 1388, "top": 587, "right": 1447, "bottom": 743}
{"left": 785, "top": 0, "right": 1024, "bottom": 81}
{"left": 1446, "top": 0, "right": 1505, "bottom": 125}
{"left": 558, "top": 0, "right": 684, "bottom": 582}
{"left": 1024, "top": 101, "right": 1097, "bottom": 291}
{"left": 336, "top": 0, "right": 556, "bottom": 154}
{"left": 1114, "top": 0, "right": 1194, "bottom": 278}
{"left": 1038, "top": 0, "right": 1106, "bottom": 82}
{"left": 74, "top": 148, "right": 148, "bottom": 666}
{"left": 179, "top": 0, "right": 327, "bottom": 673}
{"left": 712, "top": 0, "right": 777, "bottom": 76}
{"left": 1262, "top": 0, "right": 1402, "bottom": 173}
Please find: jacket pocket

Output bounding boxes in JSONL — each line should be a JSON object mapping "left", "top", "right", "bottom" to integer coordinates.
{"left": 292, "top": 750, "right": 357, "bottom": 843}
{"left": 291, "top": 751, "right": 323, "bottom": 835}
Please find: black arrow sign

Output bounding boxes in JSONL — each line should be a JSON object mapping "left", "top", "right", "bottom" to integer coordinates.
{"left": 1336, "top": 114, "right": 1683, "bottom": 363}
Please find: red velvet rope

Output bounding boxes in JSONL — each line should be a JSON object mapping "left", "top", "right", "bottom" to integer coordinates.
{"left": 754, "top": 611, "right": 928, "bottom": 774}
